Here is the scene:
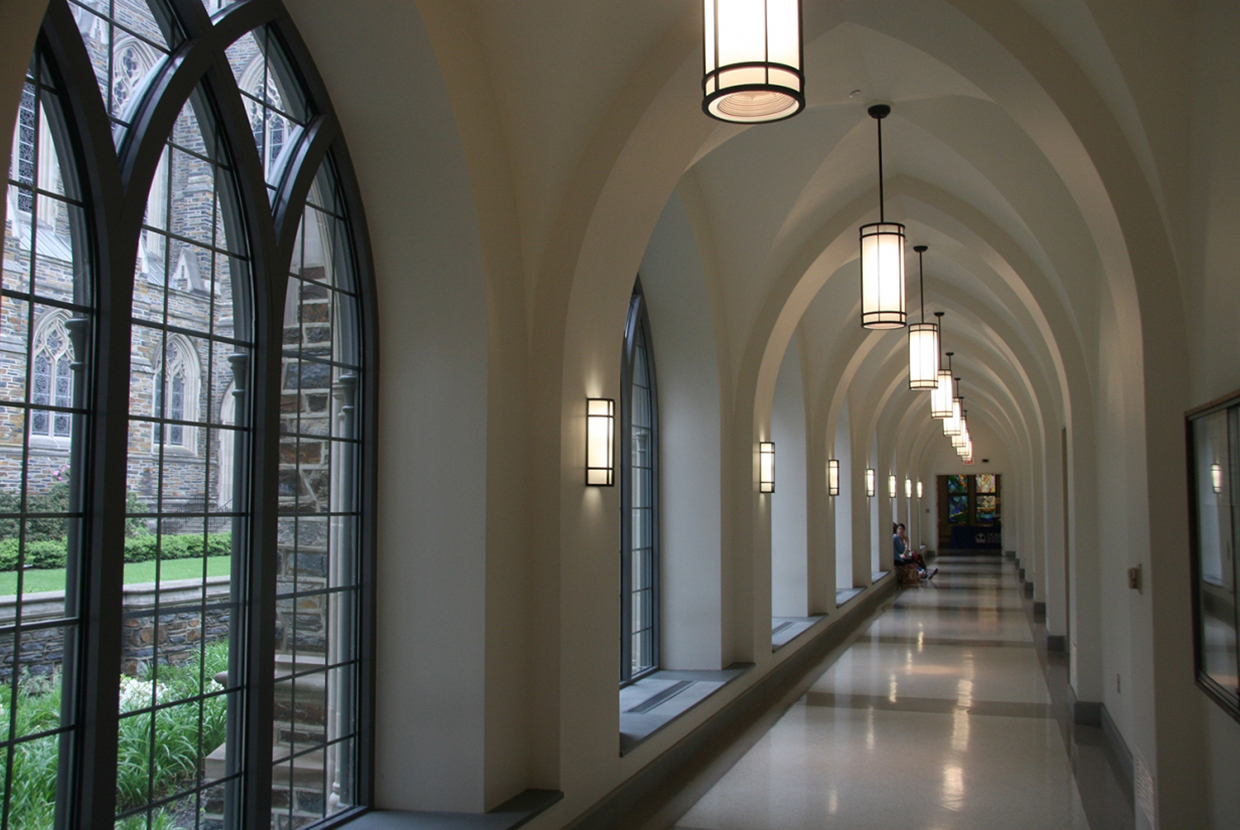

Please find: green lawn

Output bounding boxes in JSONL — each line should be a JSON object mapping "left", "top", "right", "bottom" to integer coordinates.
{"left": 0, "top": 556, "right": 231, "bottom": 596}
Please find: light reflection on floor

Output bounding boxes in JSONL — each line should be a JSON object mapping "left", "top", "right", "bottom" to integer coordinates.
{"left": 664, "top": 554, "right": 1131, "bottom": 830}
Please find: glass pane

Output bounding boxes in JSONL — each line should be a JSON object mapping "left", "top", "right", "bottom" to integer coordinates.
{"left": 947, "top": 474, "right": 967, "bottom": 494}
{"left": 977, "top": 473, "right": 997, "bottom": 493}
{"left": 977, "top": 495, "right": 998, "bottom": 524}
{"left": 1195, "top": 412, "right": 1238, "bottom": 694}
{"left": 120, "top": 76, "right": 250, "bottom": 826}
{"left": 4, "top": 186, "right": 35, "bottom": 294}
{"left": 949, "top": 495, "right": 968, "bottom": 524}
{"left": 275, "top": 156, "right": 361, "bottom": 819}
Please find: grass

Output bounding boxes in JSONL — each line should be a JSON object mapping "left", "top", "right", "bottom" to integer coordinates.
{"left": 0, "top": 555, "right": 231, "bottom": 596}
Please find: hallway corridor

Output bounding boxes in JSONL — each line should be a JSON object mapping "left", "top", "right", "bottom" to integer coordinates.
{"left": 667, "top": 555, "right": 1131, "bottom": 830}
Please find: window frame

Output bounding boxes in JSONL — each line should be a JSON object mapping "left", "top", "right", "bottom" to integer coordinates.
{"left": 10, "top": 2, "right": 379, "bottom": 827}
{"left": 620, "top": 279, "right": 659, "bottom": 686}
{"left": 1186, "top": 388, "right": 1240, "bottom": 724}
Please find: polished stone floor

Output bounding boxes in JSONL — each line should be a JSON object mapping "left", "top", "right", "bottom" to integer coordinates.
{"left": 660, "top": 554, "right": 1132, "bottom": 830}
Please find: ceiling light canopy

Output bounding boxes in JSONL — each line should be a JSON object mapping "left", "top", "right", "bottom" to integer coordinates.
{"left": 702, "top": 0, "right": 805, "bottom": 123}
{"left": 860, "top": 104, "right": 905, "bottom": 329}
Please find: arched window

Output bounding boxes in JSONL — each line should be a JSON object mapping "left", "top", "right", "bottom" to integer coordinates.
{"left": 621, "top": 280, "right": 659, "bottom": 683}
{"left": 30, "top": 311, "right": 77, "bottom": 440}
{"left": 152, "top": 334, "right": 201, "bottom": 451}
{"left": 2, "top": 2, "right": 375, "bottom": 827}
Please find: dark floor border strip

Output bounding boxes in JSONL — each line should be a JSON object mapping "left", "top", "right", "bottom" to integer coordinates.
{"left": 803, "top": 691, "right": 1053, "bottom": 720}
{"left": 870, "top": 634, "right": 1034, "bottom": 649}
{"left": 562, "top": 578, "right": 899, "bottom": 830}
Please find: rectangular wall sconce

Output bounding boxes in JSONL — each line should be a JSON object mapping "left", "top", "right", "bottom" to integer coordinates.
{"left": 828, "top": 459, "right": 840, "bottom": 496}
{"left": 905, "top": 478, "right": 912, "bottom": 499}
{"left": 917, "top": 480, "right": 924, "bottom": 498}
{"left": 759, "top": 442, "right": 776, "bottom": 493}
{"left": 865, "top": 468, "right": 876, "bottom": 497}
{"left": 586, "top": 398, "right": 615, "bottom": 486}
{"left": 888, "top": 474, "right": 897, "bottom": 499}
{"left": 1213, "top": 462, "right": 1223, "bottom": 494}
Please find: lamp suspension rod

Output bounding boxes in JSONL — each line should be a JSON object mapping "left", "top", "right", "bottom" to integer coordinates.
{"left": 877, "top": 115, "right": 885, "bottom": 222}
{"left": 946, "top": 351, "right": 953, "bottom": 373}
{"left": 916, "top": 245, "right": 927, "bottom": 322}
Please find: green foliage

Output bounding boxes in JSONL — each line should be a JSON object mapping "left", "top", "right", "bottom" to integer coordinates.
{"left": 0, "top": 483, "right": 71, "bottom": 542}
{"left": 1, "top": 642, "right": 231, "bottom": 829}
{"left": 0, "top": 532, "right": 231, "bottom": 572}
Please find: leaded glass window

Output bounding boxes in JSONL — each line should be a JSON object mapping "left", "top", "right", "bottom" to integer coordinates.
{"left": 2, "top": 2, "right": 374, "bottom": 827}
{"left": 31, "top": 312, "right": 76, "bottom": 438}
{"left": 621, "top": 281, "right": 658, "bottom": 684}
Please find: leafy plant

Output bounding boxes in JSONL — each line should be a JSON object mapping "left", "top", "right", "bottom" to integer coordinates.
{"left": 0, "top": 641, "right": 231, "bottom": 829}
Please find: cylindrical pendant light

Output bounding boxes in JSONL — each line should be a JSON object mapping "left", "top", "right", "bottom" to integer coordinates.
{"left": 859, "top": 104, "right": 905, "bottom": 329}
{"left": 703, "top": 0, "right": 805, "bottom": 123}
{"left": 931, "top": 341, "right": 954, "bottom": 419}
{"left": 944, "top": 382, "right": 963, "bottom": 437}
{"left": 908, "top": 245, "right": 939, "bottom": 389}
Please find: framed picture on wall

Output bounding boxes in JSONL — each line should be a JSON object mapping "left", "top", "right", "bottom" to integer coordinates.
{"left": 1186, "top": 389, "right": 1240, "bottom": 722}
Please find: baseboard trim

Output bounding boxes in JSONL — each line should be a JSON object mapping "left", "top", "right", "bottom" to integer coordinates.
{"left": 1032, "top": 600, "right": 1046, "bottom": 617}
{"left": 1067, "top": 684, "right": 1102, "bottom": 727}
{"left": 562, "top": 579, "right": 898, "bottom": 830}
{"left": 1004, "top": 550, "right": 1016, "bottom": 558}
{"left": 1100, "top": 702, "right": 1135, "bottom": 792}
{"left": 1023, "top": 581, "right": 1034, "bottom": 598}
{"left": 1046, "top": 634, "right": 1066, "bottom": 652}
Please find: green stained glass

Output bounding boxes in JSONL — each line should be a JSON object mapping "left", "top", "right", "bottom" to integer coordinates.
{"left": 948, "top": 474, "right": 967, "bottom": 494}
{"left": 977, "top": 495, "right": 998, "bottom": 523}
{"left": 949, "top": 495, "right": 968, "bottom": 523}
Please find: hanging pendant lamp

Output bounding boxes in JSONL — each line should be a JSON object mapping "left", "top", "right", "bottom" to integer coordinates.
{"left": 944, "top": 382, "right": 963, "bottom": 437}
{"left": 931, "top": 338, "right": 954, "bottom": 419}
{"left": 859, "top": 104, "right": 906, "bottom": 329}
{"left": 908, "top": 245, "right": 939, "bottom": 389}
{"left": 702, "top": 0, "right": 805, "bottom": 123}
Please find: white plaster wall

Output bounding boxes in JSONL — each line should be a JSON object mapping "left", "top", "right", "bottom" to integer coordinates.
{"left": 639, "top": 191, "right": 725, "bottom": 669}
{"left": 284, "top": 1, "right": 493, "bottom": 811}
{"left": 771, "top": 335, "right": 809, "bottom": 617}
{"left": 834, "top": 399, "right": 855, "bottom": 589}
{"left": 1187, "top": 1, "right": 1240, "bottom": 824}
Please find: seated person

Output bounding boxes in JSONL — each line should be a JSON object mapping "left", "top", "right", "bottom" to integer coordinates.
{"left": 894, "top": 523, "right": 937, "bottom": 579}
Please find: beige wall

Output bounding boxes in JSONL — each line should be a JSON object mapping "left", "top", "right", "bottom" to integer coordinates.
{"left": 2, "top": 0, "right": 1238, "bottom": 826}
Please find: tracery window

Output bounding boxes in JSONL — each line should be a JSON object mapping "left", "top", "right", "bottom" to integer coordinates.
{"left": 1, "top": 2, "right": 374, "bottom": 828}
{"left": 31, "top": 312, "right": 76, "bottom": 439}
{"left": 620, "top": 281, "right": 658, "bottom": 684}
{"left": 151, "top": 335, "right": 199, "bottom": 450}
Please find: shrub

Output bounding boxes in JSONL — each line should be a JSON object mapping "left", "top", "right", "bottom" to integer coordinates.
{"left": 0, "top": 483, "right": 71, "bottom": 542}
{"left": 0, "top": 532, "right": 232, "bottom": 571}
{"left": 0, "top": 485, "right": 151, "bottom": 543}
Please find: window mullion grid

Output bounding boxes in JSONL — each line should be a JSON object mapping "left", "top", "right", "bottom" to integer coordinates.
{"left": 619, "top": 332, "right": 633, "bottom": 686}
